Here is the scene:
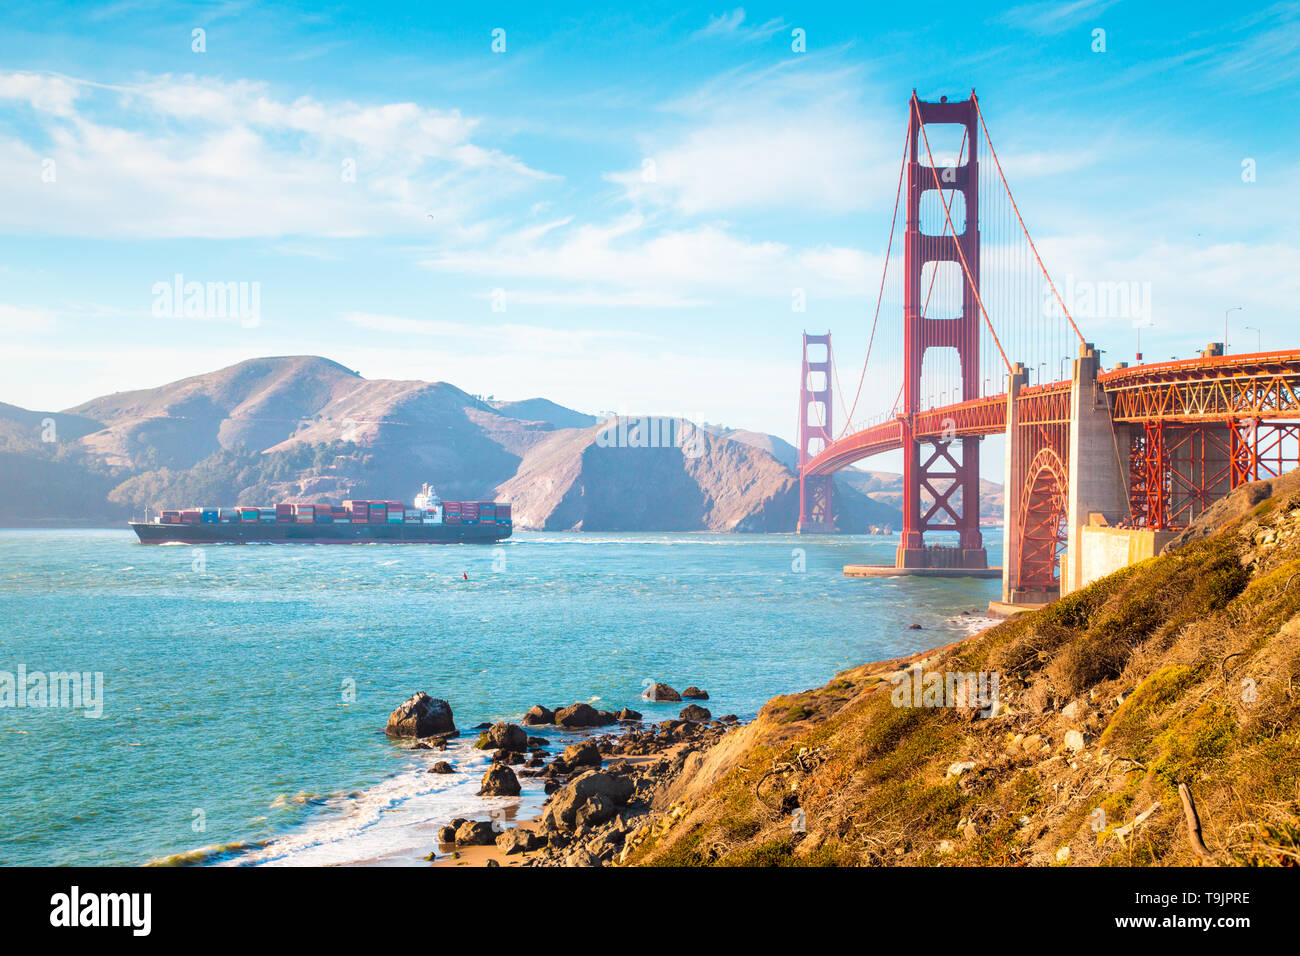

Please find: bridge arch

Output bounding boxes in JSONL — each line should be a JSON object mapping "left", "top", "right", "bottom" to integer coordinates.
{"left": 1016, "top": 447, "right": 1069, "bottom": 593}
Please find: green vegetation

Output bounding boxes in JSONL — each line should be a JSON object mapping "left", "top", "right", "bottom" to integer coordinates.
{"left": 636, "top": 478, "right": 1300, "bottom": 868}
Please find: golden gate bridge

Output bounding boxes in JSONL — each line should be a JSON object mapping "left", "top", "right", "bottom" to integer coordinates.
{"left": 797, "top": 91, "right": 1300, "bottom": 608}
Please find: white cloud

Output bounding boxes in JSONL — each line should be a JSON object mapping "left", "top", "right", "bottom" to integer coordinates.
{"left": 342, "top": 311, "right": 659, "bottom": 353}
{"left": 0, "top": 71, "right": 550, "bottom": 239}
{"left": 421, "top": 213, "right": 878, "bottom": 302}
{"left": 1215, "top": 4, "right": 1300, "bottom": 92}
{"left": 608, "top": 115, "right": 895, "bottom": 216}
{"left": 1033, "top": 233, "right": 1300, "bottom": 346}
{"left": 998, "top": 0, "right": 1120, "bottom": 35}
{"left": 0, "top": 304, "right": 57, "bottom": 333}
{"left": 692, "top": 8, "right": 787, "bottom": 43}
{"left": 607, "top": 62, "right": 897, "bottom": 216}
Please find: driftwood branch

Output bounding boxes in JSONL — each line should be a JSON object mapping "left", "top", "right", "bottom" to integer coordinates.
{"left": 1179, "top": 783, "right": 1214, "bottom": 864}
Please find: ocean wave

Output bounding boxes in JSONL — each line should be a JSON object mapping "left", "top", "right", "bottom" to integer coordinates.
{"left": 145, "top": 840, "right": 260, "bottom": 867}
{"left": 218, "top": 741, "right": 546, "bottom": 867}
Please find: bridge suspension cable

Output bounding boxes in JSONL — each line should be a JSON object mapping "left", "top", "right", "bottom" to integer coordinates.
{"left": 822, "top": 92, "right": 1091, "bottom": 442}
{"left": 973, "top": 94, "right": 1086, "bottom": 348}
{"left": 913, "top": 94, "right": 1013, "bottom": 376}
{"left": 833, "top": 115, "right": 972, "bottom": 436}
{"left": 834, "top": 122, "right": 909, "bottom": 440}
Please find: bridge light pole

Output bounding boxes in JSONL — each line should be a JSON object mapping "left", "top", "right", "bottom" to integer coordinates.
{"left": 1224, "top": 306, "right": 1243, "bottom": 352}
{"left": 1060, "top": 355, "right": 1070, "bottom": 381}
{"left": 1245, "top": 324, "right": 1260, "bottom": 353}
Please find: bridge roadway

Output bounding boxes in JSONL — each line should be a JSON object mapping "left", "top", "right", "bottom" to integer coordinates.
{"left": 805, "top": 348, "right": 1300, "bottom": 478}
{"left": 802, "top": 346, "right": 1300, "bottom": 606}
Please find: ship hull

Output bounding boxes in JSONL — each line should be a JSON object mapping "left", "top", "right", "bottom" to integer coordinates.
{"left": 130, "top": 521, "right": 510, "bottom": 545}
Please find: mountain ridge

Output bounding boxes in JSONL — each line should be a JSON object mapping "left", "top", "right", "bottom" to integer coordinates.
{"left": 0, "top": 355, "right": 998, "bottom": 531}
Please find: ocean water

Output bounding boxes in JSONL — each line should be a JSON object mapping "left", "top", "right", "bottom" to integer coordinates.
{"left": 0, "top": 528, "right": 1002, "bottom": 866}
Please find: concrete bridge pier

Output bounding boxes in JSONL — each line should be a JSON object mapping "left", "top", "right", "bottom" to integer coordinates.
{"left": 1062, "top": 343, "right": 1132, "bottom": 596}
{"left": 997, "top": 343, "right": 1135, "bottom": 612}
{"left": 1000, "top": 362, "right": 1032, "bottom": 603}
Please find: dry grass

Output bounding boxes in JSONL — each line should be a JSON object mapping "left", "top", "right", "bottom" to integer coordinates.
{"left": 632, "top": 483, "right": 1300, "bottom": 868}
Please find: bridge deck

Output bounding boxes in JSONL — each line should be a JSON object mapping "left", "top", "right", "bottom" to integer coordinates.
{"left": 806, "top": 350, "right": 1300, "bottom": 476}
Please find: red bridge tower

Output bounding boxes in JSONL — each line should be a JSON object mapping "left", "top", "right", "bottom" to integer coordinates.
{"left": 797, "top": 331, "right": 835, "bottom": 533}
{"left": 898, "top": 93, "right": 987, "bottom": 570}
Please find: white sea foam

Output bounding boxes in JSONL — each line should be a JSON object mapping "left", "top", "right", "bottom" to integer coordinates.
{"left": 952, "top": 614, "right": 1000, "bottom": 635}
{"left": 222, "top": 740, "right": 549, "bottom": 867}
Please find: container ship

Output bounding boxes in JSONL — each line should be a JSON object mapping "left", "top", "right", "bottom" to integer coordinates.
{"left": 130, "top": 484, "right": 510, "bottom": 545}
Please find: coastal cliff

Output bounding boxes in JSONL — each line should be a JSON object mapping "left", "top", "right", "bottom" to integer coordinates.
{"left": 612, "top": 472, "right": 1300, "bottom": 866}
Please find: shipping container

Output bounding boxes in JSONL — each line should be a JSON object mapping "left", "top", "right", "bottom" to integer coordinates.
{"left": 240, "top": 508, "right": 259, "bottom": 523}
{"left": 259, "top": 508, "right": 276, "bottom": 523}
{"left": 369, "top": 505, "right": 388, "bottom": 525}
{"left": 314, "top": 505, "right": 333, "bottom": 524}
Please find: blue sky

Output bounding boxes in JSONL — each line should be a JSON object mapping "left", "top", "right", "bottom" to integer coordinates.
{"left": 1, "top": 0, "right": 1297, "bottom": 463}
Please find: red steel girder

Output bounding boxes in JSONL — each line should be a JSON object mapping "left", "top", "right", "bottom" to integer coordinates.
{"left": 1016, "top": 447, "right": 1068, "bottom": 591}
{"left": 1103, "top": 350, "right": 1300, "bottom": 422}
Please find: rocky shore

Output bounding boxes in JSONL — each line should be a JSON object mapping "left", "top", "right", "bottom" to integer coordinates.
{"left": 383, "top": 685, "right": 741, "bottom": 867}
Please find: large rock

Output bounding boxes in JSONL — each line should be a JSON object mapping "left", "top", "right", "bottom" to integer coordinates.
{"left": 681, "top": 686, "right": 709, "bottom": 700}
{"left": 478, "top": 764, "right": 522, "bottom": 796}
{"left": 564, "top": 847, "right": 601, "bottom": 867}
{"left": 616, "top": 708, "right": 642, "bottom": 721}
{"left": 453, "top": 819, "right": 497, "bottom": 846}
{"left": 496, "top": 828, "right": 543, "bottom": 855}
{"left": 476, "top": 721, "right": 528, "bottom": 752}
{"left": 562, "top": 741, "right": 602, "bottom": 769}
{"left": 522, "top": 705, "right": 555, "bottom": 726}
{"left": 575, "top": 792, "right": 616, "bottom": 830}
{"left": 642, "top": 683, "right": 681, "bottom": 702}
{"left": 679, "top": 704, "right": 712, "bottom": 721}
{"left": 543, "top": 771, "right": 634, "bottom": 832}
{"left": 385, "top": 693, "right": 456, "bottom": 738}
{"left": 554, "top": 702, "right": 616, "bottom": 728}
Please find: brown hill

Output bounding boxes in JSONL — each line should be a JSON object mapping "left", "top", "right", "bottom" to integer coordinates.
{"left": 497, "top": 422, "right": 798, "bottom": 531}
{"left": 628, "top": 471, "right": 1300, "bottom": 867}
{"left": 0, "top": 356, "right": 907, "bottom": 530}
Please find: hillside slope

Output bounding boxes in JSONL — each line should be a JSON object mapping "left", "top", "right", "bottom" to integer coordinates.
{"left": 0, "top": 355, "right": 912, "bottom": 531}
{"left": 494, "top": 420, "right": 900, "bottom": 532}
{"left": 629, "top": 473, "right": 1300, "bottom": 867}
